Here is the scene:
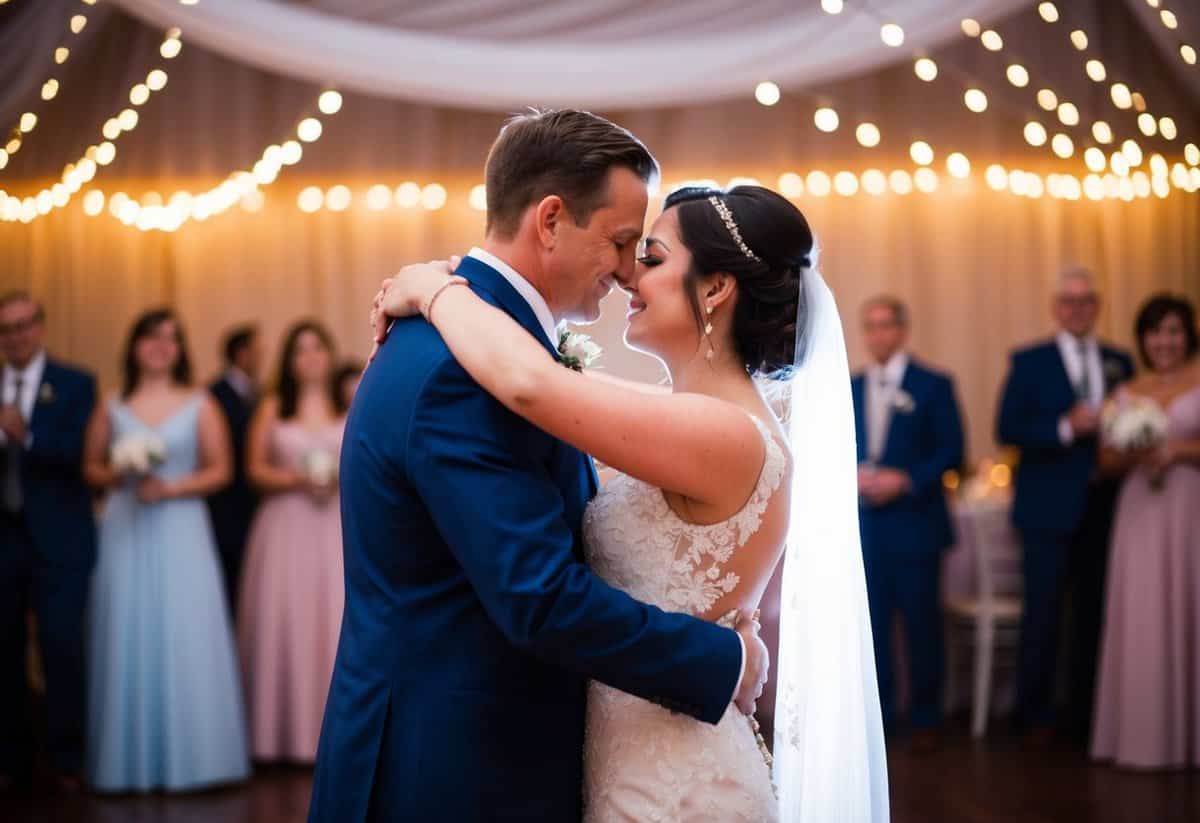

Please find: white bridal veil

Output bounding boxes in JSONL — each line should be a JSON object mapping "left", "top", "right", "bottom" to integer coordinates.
{"left": 773, "top": 264, "right": 890, "bottom": 822}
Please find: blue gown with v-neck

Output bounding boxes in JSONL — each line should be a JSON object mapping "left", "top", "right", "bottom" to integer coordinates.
{"left": 86, "top": 395, "right": 249, "bottom": 792}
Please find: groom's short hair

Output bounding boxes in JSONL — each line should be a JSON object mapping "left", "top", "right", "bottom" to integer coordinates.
{"left": 484, "top": 108, "right": 659, "bottom": 240}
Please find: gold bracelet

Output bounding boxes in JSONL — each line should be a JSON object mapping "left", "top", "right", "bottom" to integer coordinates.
{"left": 421, "top": 276, "right": 469, "bottom": 322}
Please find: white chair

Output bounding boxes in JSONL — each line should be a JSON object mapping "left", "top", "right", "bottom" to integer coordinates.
{"left": 944, "top": 499, "right": 1023, "bottom": 739}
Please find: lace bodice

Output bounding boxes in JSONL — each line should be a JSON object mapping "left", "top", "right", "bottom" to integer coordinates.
{"left": 582, "top": 414, "right": 787, "bottom": 617}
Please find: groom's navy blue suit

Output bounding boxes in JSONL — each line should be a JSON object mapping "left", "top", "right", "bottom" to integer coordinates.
{"left": 309, "top": 256, "right": 743, "bottom": 822}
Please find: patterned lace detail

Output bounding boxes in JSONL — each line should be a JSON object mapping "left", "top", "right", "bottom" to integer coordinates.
{"left": 582, "top": 415, "right": 787, "bottom": 617}
{"left": 581, "top": 415, "right": 786, "bottom": 822}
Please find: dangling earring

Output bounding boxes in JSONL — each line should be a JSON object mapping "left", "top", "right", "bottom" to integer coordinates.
{"left": 705, "top": 304, "right": 715, "bottom": 361}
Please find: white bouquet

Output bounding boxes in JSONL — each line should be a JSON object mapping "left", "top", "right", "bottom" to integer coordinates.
{"left": 301, "top": 449, "right": 338, "bottom": 487}
{"left": 558, "top": 330, "right": 602, "bottom": 372}
{"left": 110, "top": 432, "right": 167, "bottom": 475}
{"left": 1101, "top": 395, "right": 1170, "bottom": 452}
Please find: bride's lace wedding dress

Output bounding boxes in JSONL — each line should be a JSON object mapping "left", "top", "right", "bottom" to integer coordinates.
{"left": 582, "top": 415, "right": 786, "bottom": 822}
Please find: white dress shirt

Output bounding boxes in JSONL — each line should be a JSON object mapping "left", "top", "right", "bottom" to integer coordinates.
{"left": 466, "top": 248, "right": 748, "bottom": 700}
{"left": 467, "top": 247, "right": 559, "bottom": 347}
{"left": 865, "top": 351, "right": 910, "bottom": 463}
{"left": 1055, "top": 331, "right": 1104, "bottom": 444}
{"left": 1, "top": 348, "right": 45, "bottom": 447}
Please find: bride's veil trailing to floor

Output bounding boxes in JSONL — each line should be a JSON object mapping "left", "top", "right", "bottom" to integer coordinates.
{"left": 773, "top": 262, "right": 890, "bottom": 821}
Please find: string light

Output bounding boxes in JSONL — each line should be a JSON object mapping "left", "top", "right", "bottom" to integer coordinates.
{"left": 820, "top": 0, "right": 843, "bottom": 12}
{"left": 778, "top": 172, "right": 804, "bottom": 198}
{"left": 813, "top": 107, "right": 839, "bottom": 133}
{"left": 963, "top": 88, "right": 988, "bottom": 113}
{"left": 980, "top": 30, "right": 1003, "bottom": 51}
{"left": 1123, "top": 139, "right": 1144, "bottom": 167}
{"left": 325, "top": 185, "right": 352, "bottom": 212}
{"left": 914, "top": 58, "right": 938, "bottom": 82}
{"left": 1037, "top": 89, "right": 1059, "bottom": 111}
{"left": 947, "top": 152, "right": 971, "bottom": 179}
{"left": 1052, "top": 133, "right": 1075, "bottom": 159}
{"left": 861, "top": 169, "right": 887, "bottom": 195}
{"left": 1085, "top": 60, "right": 1107, "bottom": 82}
{"left": 1159, "top": 117, "right": 1177, "bottom": 140}
{"left": 910, "top": 140, "right": 934, "bottom": 165}
{"left": 1006, "top": 65, "right": 1030, "bottom": 87}
{"left": 1092, "top": 121, "right": 1114, "bottom": 144}
{"left": 1160, "top": 10, "right": 1177, "bottom": 29}
{"left": 753, "top": 82, "right": 782, "bottom": 107}
{"left": 914, "top": 168, "right": 939, "bottom": 193}
{"left": 1085, "top": 147, "right": 1107, "bottom": 172}
{"left": 366, "top": 184, "right": 392, "bottom": 211}
{"left": 1038, "top": 2, "right": 1059, "bottom": 22}
{"left": 806, "top": 171, "right": 832, "bottom": 197}
{"left": 889, "top": 170, "right": 913, "bottom": 195}
{"left": 469, "top": 183, "right": 488, "bottom": 211}
{"left": 395, "top": 181, "right": 422, "bottom": 207}
{"left": 1070, "top": 30, "right": 1088, "bottom": 50}
{"left": 1024, "top": 121, "right": 1048, "bottom": 147}
{"left": 834, "top": 171, "right": 859, "bottom": 196}
{"left": 1057, "top": 102, "right": 1080, "bottom": 126}
{"left": 1138, "top": 112, "right": 1158, "bottom": 136}
{"left": 318, "top": 91, "right": 344, "bottom": 115}
{"left": 961, "top": 19, "right": 982, "bottom": 38}
{"left": 855, "top": 123, "right": 881, "bottom": 148}
{"left": 880, "top": 24, "right": 905, "bottom": 48}
{"left": 1182, "top": 45, "right": 1197, "bottom": 65}
{"left": 421, "top": 183, "right": 448, "bottom": 210}
{"left": 297, "top": 118, "right": 323, "bottom": 142}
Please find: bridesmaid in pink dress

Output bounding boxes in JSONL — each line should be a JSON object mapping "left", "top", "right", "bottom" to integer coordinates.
{"left": 238, "top": 321, "right": 347, "bottom": 762}
{"left": 1092, "top": 295, "right": 1200, "bottom": 770}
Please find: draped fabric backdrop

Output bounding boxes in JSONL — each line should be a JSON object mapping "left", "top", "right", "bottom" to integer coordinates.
{"left": 1, "top": 0, "right": 1198, "bottom": 461}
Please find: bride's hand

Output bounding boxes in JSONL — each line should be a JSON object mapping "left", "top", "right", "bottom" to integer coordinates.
{"left": 369, "top": 256, "right": 461, "bottom": 359}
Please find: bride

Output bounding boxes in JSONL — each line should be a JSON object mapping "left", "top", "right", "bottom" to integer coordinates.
{"left": 374, "top": 184, "right": 888, "bottom": 821}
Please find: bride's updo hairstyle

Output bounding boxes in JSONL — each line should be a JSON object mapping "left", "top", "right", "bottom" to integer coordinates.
{"left": 663, "top": 185, "right": 812, "bottom": 381}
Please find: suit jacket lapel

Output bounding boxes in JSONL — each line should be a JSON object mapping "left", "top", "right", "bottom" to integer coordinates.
{"left": 455, "top": 256, "right": 559, "bottom": 359}
{"left": 28, "top": 360, "right": 55, "bottom": 432}
{"left": 852, "top": 376, "right": 867, "bottom": 462}
{"left": 1048, "top": 344, "right": 1076, "bottom": 408}
{"left": 880, "top": 364, "right": 917, "bottom": 463}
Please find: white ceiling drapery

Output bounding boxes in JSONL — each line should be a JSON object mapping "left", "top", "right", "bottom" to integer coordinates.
{"left": 105, "top": 0, "right": 1033, "bottom": 110}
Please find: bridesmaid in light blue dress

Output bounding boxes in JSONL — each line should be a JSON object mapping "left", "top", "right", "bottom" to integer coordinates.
{"left": 82, "top": 309, "right": 249, "bottom": 792}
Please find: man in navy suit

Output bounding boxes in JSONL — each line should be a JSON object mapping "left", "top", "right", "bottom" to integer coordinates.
{"left": 206, "top": 325, "right": 262, "bottom": 611}
{"left": 997, "top": 267, "right": 1134, "bottom": 745}
{"left": 0, "top": 292, "right": 97, "bottom": 791}
{"left": 853, "top": 296, "right": 964, "bottom": 752}
{"left": 309, "top": 110, "right": 767, "bottom": 822}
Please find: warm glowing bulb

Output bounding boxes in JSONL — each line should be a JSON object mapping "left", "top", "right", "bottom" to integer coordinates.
{"left": 395, "top": 182, "right": 421, "bottom": 207}
{"left": 70, "top": 15, "right": 87, "bottom": 34}
{"left": 1051, "top": 133, "right": 1074, "bottom": 159}
{"left": 1110, "top": 152, "right": 1130, "bottom": 177}
{"left": 1024, "top": 122, "right": 1048, "bottom": 146}
{"left": 366, "top": 184, "right": 392, "bottom": 211}
{"left": 1085, "top": 147, "right": 1107, "bottom": 173}
{"left": 855, "top": 123, "right": 881, "bottom": 148}
{"left": 319, "top": 90, "right": 344, "bottom": 115}
{"left": 129, "top": 84, "right": 150, "bottom": 106}
{"left": 468, "top": 183, "right": 488, "bottom": 211}
{"left": 964, "top": 88, "right": 988, "bottom": 113}
{"left": 95, "top": 142, "right": 116, "bottom": 166}
{"left": 880, "top": 24, "right": 904, "bottom": 47}
{"left": 19, "top": 112, "right": 37, "bottom": 133}
{"left": 914, "top": 58, "right": 938, "bottom": 82}
{"left": 1070, "top": 30, "right": 1088, "bottom": 50}
{"left": 813, "top": 107, "right": 839, "bottom": 133}
{"left": 834, "top": 171, "right": 859, "bottom": 196}
{"left": 1160, "top": 10, "right": 1177, "bottom": 29}
{"left": 1057, "top": 102, "right": 1079, "bottom": 126}
{"left": 778, "top": 173, "right": 804, "bottom": 198}
{"left": 326, "top": 185, "right": 352, "bottom": 212}
{"left": 889, "top": 170, "right": 914, "bottom": 195}
{"left": 1138, "top": 112, "right": 1157, "bottom": 136}
{"left": 947, "top": 152, "right": 971, "bottom": 179}
{"left": 910, "top": 140, "right": 934, "bottom": 166}
{"left": 41, "top": 79, "right": 60, "bottom": 101}
{"left": 82, "top": 189, "right": 105, "bottom": 216}
{"left": 118, "top": 108, "right": 139, "bottom": 131}
{"left": 1038, "top": 2, "right": 1059, "bottom": 22}
{"left": 754, "top": 82, "right": 781, "bottom": 106}
{"left": 1006, "top": 64, "right": 1029, "bottom": 87}
{"left": 1185, "top": 143, "right": 1200, "bottom": 166}
{"left": 146, "top": 70, "right": 168, "bottom": 91}
{"left": 1182, "top": 45, "right": 1197, "bottom": 65}
{"left": 1110, "top": 83, "right": 1132, "bottom": 109}
{"left": 1086, "top": 60, "right": 1108, "bottom": 82}
{"left": 1159, "top": 117, "right": 1177, "bottom": 140}
{"left": 980, "top": 30, "right": 1003, "bottom": 51}
{"left": 1092, "top": 121, "right": 1113, "bottom": 144}
{"left": 298, "top": 186, "right": 323, "bottom": 213}
{"left": 160, "top": 37, "right": 182, "bottom": 59}
{"left": 280, "top": 141, "right": 303, "bottom": 165}
{"left": 961, "top": 19, "right": 981, "bottom": 38}
{"left": 1150, "top": 153, "right": 1168, "bottom": 177}
{"left": 1133, "top": 172, "right": 1151, "bottom": 198}
{"left": 421, "top": 183, "right": 447, "bottom": 210}
{"left": 986, "top": 164, "right": 1008, "bottom": 191}
{"left": 861, "top": 169, "right": 887, "bottom": 196}
{"left": 55, "top": 47, "right": 69, "bottom": 64}
{"left": 1037, "top": 89, "right": 1059, "bottom": 111}
{"left": 297, "top": 118, "right": 323, "bottom": 142}
{"left": 1131, "top": 92, "right": 1147, "bottom": 113}
{"left": 821, "top": 0, "right": 843, "bottom": 12}
{"left": 1122, "top": 139, "right": 1143, "bottom": 167}
{"left": 914, "top": 168, "right": 939, "bottom": 193}
{"left": 806, "top": 171, "right": 832, "bottom": 197}
{"left": 0, "top": 150, "right": 7, "bottom": 171}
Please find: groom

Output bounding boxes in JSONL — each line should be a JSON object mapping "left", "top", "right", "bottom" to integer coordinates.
{"left": 309, "top": 110, "right": 768, "bottom": 822}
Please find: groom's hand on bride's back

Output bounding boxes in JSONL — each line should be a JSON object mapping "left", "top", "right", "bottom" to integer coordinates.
{"left": 733, "top": 615, "right": 770, "bottom": 715}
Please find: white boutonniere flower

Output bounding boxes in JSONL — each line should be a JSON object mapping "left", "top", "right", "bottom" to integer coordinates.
{"left": 558, "top": 330, "right": 602, "bottom": 372}
{"left": 892, "top": 389, "right": 916, "bottom": 413}
{"left": 38, "top": 383, "right": 55, "bottom": 404}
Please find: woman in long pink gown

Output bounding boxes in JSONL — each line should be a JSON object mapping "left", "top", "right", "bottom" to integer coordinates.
{"left": 1092, "top": 295, "right": 1200, "bottom": 770}
{"left": 237, "top": 321, "right": 347, "bottom": 762}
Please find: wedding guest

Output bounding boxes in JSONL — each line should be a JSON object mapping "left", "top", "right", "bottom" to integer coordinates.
{"left": 997, "top": 267, "right": 1135, "bottom": 746}
{"left": 82, "top": 308, "right": 249, "bottom": 792}
{"left": 0, "top": 292, "right": 96, "bottom": 792}
{"left": 1092, "top": 295, "right": 1200, "bottom": 769}
{"left": 207, "top": 325, "right": 263, "bottom": 613}
{"left": 335, "top": 360, "right": 363, "bottom": 410}
{"left": 853, "top": 296, "right": 964, "bottom": 752}
{"left": 238, "top": 321, "right": 346, "bottom": 762}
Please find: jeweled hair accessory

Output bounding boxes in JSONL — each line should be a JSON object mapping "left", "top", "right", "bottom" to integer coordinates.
{"left": 708, "top": 195, "right": 762, "bottom": 263}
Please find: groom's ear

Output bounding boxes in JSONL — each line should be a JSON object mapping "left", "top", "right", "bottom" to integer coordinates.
{"left": 534, "top": 195, "right": 567, "bottom": 250}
